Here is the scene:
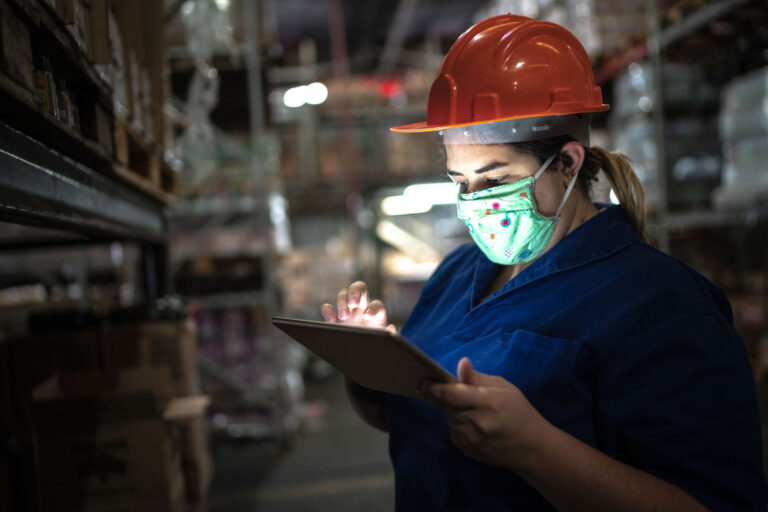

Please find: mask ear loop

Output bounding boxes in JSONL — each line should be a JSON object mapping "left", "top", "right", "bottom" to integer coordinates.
{"left": 555, "top": 167, "right": 579, "bottom": 218}
{"left": 533, "top": 154, "right": 557, "bottom": 180}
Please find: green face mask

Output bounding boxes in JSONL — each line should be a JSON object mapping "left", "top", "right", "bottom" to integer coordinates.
{"left": 456, "top": 154, "right": 577, "bottom": 265}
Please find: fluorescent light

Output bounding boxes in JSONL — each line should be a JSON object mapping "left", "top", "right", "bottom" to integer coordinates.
{"left": 380, "top": 182, "right": 458, "bottom": 216}
{"left": 305, "top": 82, "right": 328, "bottom": 105}
{"left": 376, "top": 220, "right": 440, "bottom": 262}
{"left": 282, "top": 82, "right": 328, "bottom": 108}
{"left": 610, "top": 188, "right": 620, "bottom": 204}
{"left": 283, "top": 87, "right": 305, "bottom": 108}
{"left": 380, "top": 195, "right": 431, "bottom": 216}
{"left": 403, "top": 182, "right": 458, "bottom": 205}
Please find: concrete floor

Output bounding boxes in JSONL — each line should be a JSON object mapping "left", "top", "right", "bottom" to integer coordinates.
{"left": 207, "top": 372, "right": 395, "bottom": 512}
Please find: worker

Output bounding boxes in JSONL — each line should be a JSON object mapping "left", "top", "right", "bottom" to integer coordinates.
{"left": 320, "top": 14, "right": 767, "bottom": 511}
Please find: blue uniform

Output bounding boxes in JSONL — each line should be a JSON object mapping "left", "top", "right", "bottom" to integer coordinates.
{"left": 387, "top": 205, "right": 767, "bottom": 511}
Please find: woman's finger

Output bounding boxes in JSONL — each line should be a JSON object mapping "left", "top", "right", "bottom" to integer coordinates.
{"left": 363, "top": 299, "right": 388, "bottom": 326}
{"left": 348, "top": 281, "right": 369, "bottom": 313}
{"left": 427, "top": 382, "right": 485, "bottom": 410}
{"left": 320, "top": 303, "right": 337, "bottom": 323}
{"left": 336, "top": 288, "right": 350, "bottom": 321}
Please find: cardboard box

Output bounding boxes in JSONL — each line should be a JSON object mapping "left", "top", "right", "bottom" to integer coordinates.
{"left": 102, "top": 319, "right": 201, "bottom": 398}
{"left": 31, "top": 369, "right": 186, "bottom": 512}
{"left": 165, "top": 396, "right": 212, "bottom": 501}
{"left": 0, "top": 0, "right": 35, "bottom": 92}
{"left": 94, "top": 102, "right": 114, "bottom": 155}
{"left": 58, "top": 0, "right": 89, "bottom": 52}
{"left": 89, "top": 0, "right": 110, "bottom": 66}
{"left": 10, "top": 326, "right": 102, "bottom": 398}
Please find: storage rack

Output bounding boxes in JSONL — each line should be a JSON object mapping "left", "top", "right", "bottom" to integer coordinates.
{"left": 593, "top": 0, "right": 768, "bottom": 243}
{"left": 0, "top": 0, "right": 175, "bottom": 304}
{"left": 0, "top": 1, "right": 179, "bottom": 510}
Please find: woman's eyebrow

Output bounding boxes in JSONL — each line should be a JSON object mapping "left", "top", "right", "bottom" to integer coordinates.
{"left": 446, "top": 161, "right": 508, "bottom": 176}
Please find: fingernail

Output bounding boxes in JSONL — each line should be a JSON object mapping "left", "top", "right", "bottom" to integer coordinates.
{"left": 349, "top": 295, "right": 359, "bottom": 307}
{"left": 338, "top": 308, "right": 348, "bottom": 320}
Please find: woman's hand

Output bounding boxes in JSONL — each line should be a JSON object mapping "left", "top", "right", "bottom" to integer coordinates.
{"left": 320, "top": 281, "right": 393, "bottom": 432}
{"left": 419, "top": 357, "right": 545, "bottom": 472}
{"left": 422, "top": 358, "right": 708, "bottom": 510}
{"left": 320, "top": 281, "right": 396, "bottom": 332}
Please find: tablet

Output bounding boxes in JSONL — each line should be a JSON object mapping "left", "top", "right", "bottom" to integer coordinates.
{"left": 272, "top": 317, "right": 456, "bottom": 398}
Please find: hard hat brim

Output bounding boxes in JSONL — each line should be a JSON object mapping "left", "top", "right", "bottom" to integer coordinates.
{"left": 390, "top": 105, "right": 610, "bottom": 134}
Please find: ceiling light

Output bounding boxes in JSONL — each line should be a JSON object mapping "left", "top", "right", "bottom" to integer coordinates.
{"left": 380, "top": 195, "right": 431, "bottom": 216}
{"left": 402, "top": 182, "right": 458, "bottom": 205}
{"left": 282, "top": 82, "right": 328, "bottom": 108}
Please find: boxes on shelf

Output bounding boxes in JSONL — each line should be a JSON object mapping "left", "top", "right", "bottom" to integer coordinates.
{"left": 31, "top": 368, "right": 187, "bottom": 512}
{"left": 0, "top": 0, "right": 35, "bottom": 92}
{"left": 102, "top": 318, "right": 201, "bottom": 398}
{"left": 10, "top": 325, "right": 102, "bottom": 398}
{"left": 56, "top": 0, "right": 90, "bottom": 52}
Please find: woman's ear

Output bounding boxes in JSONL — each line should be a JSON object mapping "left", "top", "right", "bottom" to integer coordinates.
{"left": 559, "top": 141, "right": 585, "bottom": 186}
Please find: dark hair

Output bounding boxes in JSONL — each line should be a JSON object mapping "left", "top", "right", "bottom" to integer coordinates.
{"left": 510, "top": 136, "right": 650, "bottom": 243}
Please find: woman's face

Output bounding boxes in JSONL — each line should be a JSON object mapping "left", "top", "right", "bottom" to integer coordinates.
{"left": 444, "top": 143, "right": 566, "bottom": 218}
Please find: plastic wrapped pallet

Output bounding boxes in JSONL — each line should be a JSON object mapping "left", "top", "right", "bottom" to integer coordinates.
{"left": 714, "top": 66, "right": 768, "bottom": 208}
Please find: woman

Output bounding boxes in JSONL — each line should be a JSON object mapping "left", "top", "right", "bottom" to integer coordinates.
{"left": 320, "top": 15, "right": 767, "bottom": 511}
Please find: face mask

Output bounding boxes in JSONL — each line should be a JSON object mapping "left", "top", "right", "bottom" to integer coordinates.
{"left": 456, "top": 154, "right": 577, "bottom": 265}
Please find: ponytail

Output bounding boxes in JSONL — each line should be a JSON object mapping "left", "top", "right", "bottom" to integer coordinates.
{"left": 585, "top": 147, "right": 650, "bottom": 243}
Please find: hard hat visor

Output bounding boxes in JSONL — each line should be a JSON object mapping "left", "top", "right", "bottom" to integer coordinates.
{"left": 439, "top": 113, "right": 591, "bottom": 146}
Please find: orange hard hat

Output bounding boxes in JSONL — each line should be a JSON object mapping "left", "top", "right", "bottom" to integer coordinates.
{"left": 391, "top": 14, "right": 609, "bottom": 135}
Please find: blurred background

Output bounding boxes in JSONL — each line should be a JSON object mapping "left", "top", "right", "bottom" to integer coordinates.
{"left": 1, "top": 0, "right": 767, "bottom": 510}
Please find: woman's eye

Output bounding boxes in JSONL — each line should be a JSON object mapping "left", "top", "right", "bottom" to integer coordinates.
{"left": 486, "top": 176, "right": 507, "bottom": 187}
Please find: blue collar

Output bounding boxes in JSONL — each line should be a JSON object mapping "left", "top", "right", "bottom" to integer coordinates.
{"left": 471, "top": 204, "right": 639, "bottom": 306}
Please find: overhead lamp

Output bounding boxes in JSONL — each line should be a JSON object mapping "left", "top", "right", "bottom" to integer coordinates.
{"left": 380, "top": 182, "right": 458, "bottom": 216}
{"left": 402, "top": 182, "right": 457, "bottom": 205}
{"left": 380, "top": 195, "right": 432, "bottom": 216}
{"left": 282, "top": 82, "right": 328, "bottom": 108}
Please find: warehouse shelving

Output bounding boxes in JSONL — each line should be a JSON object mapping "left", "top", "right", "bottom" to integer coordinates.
{"left": 0, "top": 121, "right": 166, "bottom": 243}
{"left": 0, "top": 1, "right": 187, "bottom": 510}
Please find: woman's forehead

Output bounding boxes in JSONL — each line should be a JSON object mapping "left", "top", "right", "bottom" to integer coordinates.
{"left": 445, "top": 144, "right": 538, "bottom": 171}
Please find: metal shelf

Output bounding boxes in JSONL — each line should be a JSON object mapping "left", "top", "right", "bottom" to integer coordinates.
{"left": 595, "top": 0, "right": 755, "bottom": 84}
{"left": 187, "top": 290, "right": 268, "bottom": 310}
{"left": 654, "top": 206, "right": 768, "bottom": 233}
{"left": 0, "top": 121, "right": 166, "bottom": 242}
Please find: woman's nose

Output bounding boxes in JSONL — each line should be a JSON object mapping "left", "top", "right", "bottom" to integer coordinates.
{"left": 464, "top": 179, "right": 489, "bottom": 194}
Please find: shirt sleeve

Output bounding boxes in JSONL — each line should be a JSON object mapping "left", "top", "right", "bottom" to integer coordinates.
{"left": 594, "top": 311, "right": 768, "bottom": 511}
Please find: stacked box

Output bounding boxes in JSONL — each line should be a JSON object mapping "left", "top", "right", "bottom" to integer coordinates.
{"left": 102, "top": 319, "right": 201, "bottom": 398}
{"left": 165, "top": 396, "right": 212, "bottom": 507}
{"left": 31, "top": 369, "right": 186, "bottom": 512}
{"left": 0, "top": 0, "right": 35, "bottom": 92}
{"left": 10, "top": 326, "right": 102, "bottom": 398}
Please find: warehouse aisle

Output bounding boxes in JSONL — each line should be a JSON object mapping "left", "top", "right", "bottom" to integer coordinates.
{"left": 208, "top": 372, "right": 395, "bottom": 512}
